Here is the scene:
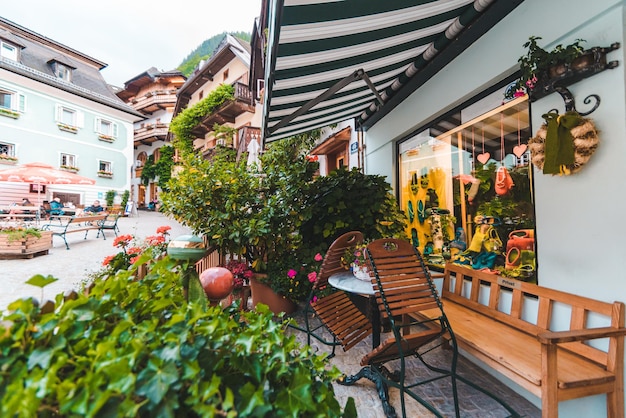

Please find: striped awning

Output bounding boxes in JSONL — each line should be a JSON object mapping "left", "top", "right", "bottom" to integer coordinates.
{"left": 262, "top": 0, "right": 523, "bottom": 142}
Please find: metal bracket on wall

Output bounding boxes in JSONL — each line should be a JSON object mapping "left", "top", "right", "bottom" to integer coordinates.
{"left": 529, "top": 42, "right": 620, "bottom": 116}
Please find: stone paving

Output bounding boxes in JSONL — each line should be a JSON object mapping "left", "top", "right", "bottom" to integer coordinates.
{"left": 0, "top": 210, "right": 192, "bottom": 313}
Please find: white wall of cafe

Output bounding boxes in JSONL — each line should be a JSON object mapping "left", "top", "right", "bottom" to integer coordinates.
{"left": 364, "top": 0, "right": 626, "bottom": 415}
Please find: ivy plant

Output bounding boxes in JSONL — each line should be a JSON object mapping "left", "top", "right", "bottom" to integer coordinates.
{"left": 0, "top": 256, "right": 353, "bottom": 417}
{"left": 140, "top": 146, "right": 176, "bottom": 190}
{"left": 169, "top": 84, "right": 235, "bottom": 153}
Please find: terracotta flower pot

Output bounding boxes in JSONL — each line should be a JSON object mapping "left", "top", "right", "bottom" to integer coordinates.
{"left": 250, "top": 274, "right": 298, "bottom": 315}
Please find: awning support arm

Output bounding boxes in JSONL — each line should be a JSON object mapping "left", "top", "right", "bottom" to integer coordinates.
{"left": 267, "top": 68, "right": 382, "bottom": 135}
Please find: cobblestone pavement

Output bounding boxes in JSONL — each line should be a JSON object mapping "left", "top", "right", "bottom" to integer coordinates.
{"left": 0, "top": 211, "right": 191, "bottom": 313}
{"left": 286, "top": 311, "right": 541, "bottom": 418}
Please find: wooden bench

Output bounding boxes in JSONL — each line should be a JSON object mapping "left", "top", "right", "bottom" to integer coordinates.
{"left": 420, "top": 263, "right": 626, "bottom": 418}
{"left": 0, "top": 205, "right": 41, "bottom": 223}
{"left": 41, "top": 214, "right": 108, "bottom": 250}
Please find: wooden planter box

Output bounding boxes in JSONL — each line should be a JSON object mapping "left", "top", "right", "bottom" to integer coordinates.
{"left": 0, "top": 231, "right": 53, "bottom": 259}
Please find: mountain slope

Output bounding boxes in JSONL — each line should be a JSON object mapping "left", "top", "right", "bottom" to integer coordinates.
{"left": 177, "top": 31, "right": 251, "bottom": 77}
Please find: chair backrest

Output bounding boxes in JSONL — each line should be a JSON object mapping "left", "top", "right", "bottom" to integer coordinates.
{"left": 315, "top": 231, "right": 364, "bottom": 291}
{"left": 366, "top": 238, "right": 442, "bottom": 322}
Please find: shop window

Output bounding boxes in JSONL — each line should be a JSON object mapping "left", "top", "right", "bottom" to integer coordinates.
{"left": 398, "top": 96, "right": 536, "bottom": 282}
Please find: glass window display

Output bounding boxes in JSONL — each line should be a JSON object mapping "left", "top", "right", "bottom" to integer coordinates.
{"left": 399, "top": 96, "right": 536, "bottom": 282}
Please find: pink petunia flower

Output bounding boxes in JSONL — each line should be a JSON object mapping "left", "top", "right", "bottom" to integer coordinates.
{"left": 314, "top": 253, "right": 323, "bottom": 262}
{"left": 287, "top": 269, "right": 297, "bottom": 279}
{"left": 308, "top": 272, "right": 317, "bottom": 283}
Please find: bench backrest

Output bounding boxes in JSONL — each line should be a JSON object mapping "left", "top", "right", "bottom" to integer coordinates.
{"left": 70, "top": 214, "right": 107, "bottom": 224}
{"left": 443, "top": 263, "right": 625, "bottom": 367}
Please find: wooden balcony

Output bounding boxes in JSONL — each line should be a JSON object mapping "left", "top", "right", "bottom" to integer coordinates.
{"left": 131, "top": 90, "right": 178, "bottom": 114}
{"left": 191, "top": 82, "right": 256, "bottom": 137}
{"left": 236, "top": 126, "right": 262, "bottom": 160}
{"left": 134, "top": 123, "right": 169, "bottom": 147}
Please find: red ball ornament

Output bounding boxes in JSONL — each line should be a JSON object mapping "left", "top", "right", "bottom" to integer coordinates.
{"left": 199, "top": 267, "right": 234, "bottom": 301}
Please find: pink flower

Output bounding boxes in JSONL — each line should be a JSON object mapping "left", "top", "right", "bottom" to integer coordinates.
{"left": 287, "top": 269, "right": 297, "bottom": 279}
{"left": 513, "top": 90, "right": 526, "bottom": 98}
{"left": 314, "top": 253, "right": 323, "bottom": 262}
{"left": 308, "top": 272, "right": 317, "bottom": 283}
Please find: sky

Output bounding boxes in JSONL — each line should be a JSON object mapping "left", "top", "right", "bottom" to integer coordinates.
{"left": 1, "top": 0, "right": 261, "bottom": 87}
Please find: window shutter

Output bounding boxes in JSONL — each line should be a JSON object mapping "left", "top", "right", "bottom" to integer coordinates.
{"left": 55, "top": 104, "right": 61, "bottom": 122}
{"left": 94, "top": 117, "right": 101, "bottom": 132}
{"left": 17, "top": 93, "right": 25, "bottom": 113}
{"left": 112, "top": 122, "right": 118, "bottom": 138}
{"left": 77, "top": 111, "right": 84, "bottom": 128}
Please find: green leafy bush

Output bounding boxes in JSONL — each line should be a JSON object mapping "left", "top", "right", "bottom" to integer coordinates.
{"left": 0, "top": 256, "right": 350, "bottom": 417}
{"left": 299, "top": 168, "right": 407, "bottom": 258}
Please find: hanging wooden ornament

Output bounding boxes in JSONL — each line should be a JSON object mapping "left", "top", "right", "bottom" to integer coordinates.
{"left": 513, "top": 113, "right": 528, "bottom": 158}
{"left": 476, "top": 126, "right": 491, "bottom": 164}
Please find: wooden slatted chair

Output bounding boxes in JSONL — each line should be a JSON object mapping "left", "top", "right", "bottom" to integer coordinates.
{"left": 339, "top": 238, "right": 519, "bottom": 418}
{"left": 292, "top": 231, "right": 373, "bottom": 357}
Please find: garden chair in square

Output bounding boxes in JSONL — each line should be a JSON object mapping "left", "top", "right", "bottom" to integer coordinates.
{"left": 292, "top": 231, "right": 373, "bottom": 357}
{"left": 339, "top": 238, "right": 519, "bottom": 418}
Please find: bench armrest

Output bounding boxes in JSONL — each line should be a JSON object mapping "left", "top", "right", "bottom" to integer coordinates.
{"left": 537, "top": 327, "right": 626, "bottom": 344}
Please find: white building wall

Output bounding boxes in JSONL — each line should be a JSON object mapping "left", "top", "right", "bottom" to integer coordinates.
{"left": 365, "top": 0, "right": 626, "bottom": 415}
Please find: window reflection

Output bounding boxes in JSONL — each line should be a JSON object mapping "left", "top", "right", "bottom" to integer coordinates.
{"left": 399, "top": 96, "right": 536, "bottom": 282}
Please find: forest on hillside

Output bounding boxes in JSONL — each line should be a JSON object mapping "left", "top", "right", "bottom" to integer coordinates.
{"left": 177, "top": 31, "right": 251, "bottom": 77}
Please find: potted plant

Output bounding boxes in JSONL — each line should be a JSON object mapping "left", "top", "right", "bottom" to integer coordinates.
{"left": 506, "top": 36, "right": 586, "bottom": 99}
{"left": 0, "top": 226, "right": 52, "bottom": 257}
{"left": 105, "top": 190, "right": 116, "bottom": 209}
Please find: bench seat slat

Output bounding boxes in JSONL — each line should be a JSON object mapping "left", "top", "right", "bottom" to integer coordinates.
{"left": 422, "top": 301, "right": 615, "bottom": 389}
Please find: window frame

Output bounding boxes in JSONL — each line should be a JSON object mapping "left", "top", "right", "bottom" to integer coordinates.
{"left": 60, "top": 153, "right": 77, "bottom": 169}
{"left": 94, "top": 117, "right": 118, "bottom": 138}
{"left": 55, "top": 104, "right": 83, "bottom": 129}
{"left": 0, "top": 41, "right": 18, "bottom": 61}
{"left": 0, "top": 87, "right": 26, "bottom": 113}
{"left": 98, "top": 159, "right": 112, "bottom": 174}
{"left": 0, "top": 141, "right": 16, "bottom": 157}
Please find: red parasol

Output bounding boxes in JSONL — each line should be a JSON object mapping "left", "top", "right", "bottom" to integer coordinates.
{"left": 0, "top": 162, "right": 96, "bottom": 206}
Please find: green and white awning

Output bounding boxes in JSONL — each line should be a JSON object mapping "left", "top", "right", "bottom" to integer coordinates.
{"left": 262, "top": 0, "right": 523, "bottom": 142}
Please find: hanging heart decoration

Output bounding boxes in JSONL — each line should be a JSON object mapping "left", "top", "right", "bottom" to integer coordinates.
{"left": 513, "top": 144, "right": 528, "bottom": 158}
{"left": 476, "top": 152, "right": 491, "bottom": 164}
